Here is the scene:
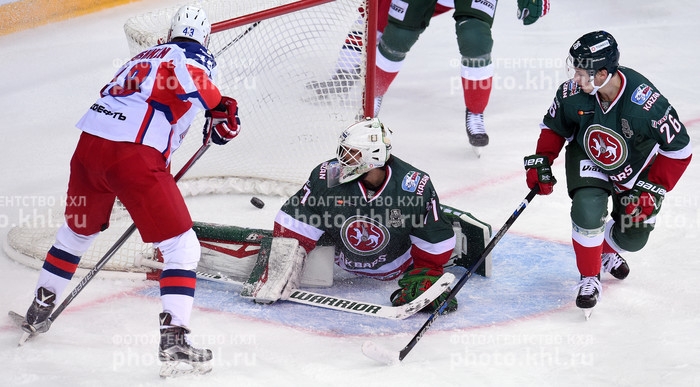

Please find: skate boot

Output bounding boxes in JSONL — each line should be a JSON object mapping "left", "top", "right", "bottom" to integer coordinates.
{"left": 602, "top": 252, "right": 630, "bottom": 280}
{"left": 158, "top": 312, "right": 213, "bottom": 377}
{"left": 21, "top": 287, "right": 56, "bottom": 334}
{"left": 575, "top": 275, "right": 601, "bottom": 319}
{"left": 465, "top": 109, "right": 489, "bottom": 147}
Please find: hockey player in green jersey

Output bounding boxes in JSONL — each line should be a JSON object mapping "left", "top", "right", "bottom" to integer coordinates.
{"left": 247, "top": 117, "right": 460, "bottom": 313}
{"left": 524, "top": 31, "right": 692, "bottom": 317}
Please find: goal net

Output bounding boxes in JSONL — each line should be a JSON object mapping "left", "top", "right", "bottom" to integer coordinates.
{"left": 4, "top": 0, "right": 377, "bottom": 276}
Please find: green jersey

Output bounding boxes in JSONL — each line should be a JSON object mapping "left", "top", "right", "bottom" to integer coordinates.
{"left": 543, "top": 67, "right": 692, "bottom": 191}
{"left": 273, "top": 156, "right": 455, "bottom": 280}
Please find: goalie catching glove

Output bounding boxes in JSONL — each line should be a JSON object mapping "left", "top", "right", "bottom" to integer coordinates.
{"left": 624, "top": 180, "right": 666, "bottom": 223}
{"left": 390, "top": 268, "right": 457, "bottom": 314}
{"left": 203, "top": 96, "right": 240, "bottom": 145}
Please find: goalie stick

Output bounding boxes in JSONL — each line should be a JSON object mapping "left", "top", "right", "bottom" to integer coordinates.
{"left": 362, "top": 187, "right": 539, "bottom": 364}
{"left": 12, "top": 143, "right": 211, "bottom": 346}
{"left": 136, "top": 256, "right": 456, "bottom": 320}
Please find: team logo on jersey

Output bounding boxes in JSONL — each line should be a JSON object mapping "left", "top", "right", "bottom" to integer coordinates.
{"left": 583, "top": 125, "right": 628, "bottom": 170}
{"left": 340, "top": 215, "right": 390, "bottom": 256}
{"left": 562, "top": 79, "right": 581, "bottom": 98}
{"left": 401, "top": 171, "right": 422, "bottom": 192}
{"left": 388, "top": 209, "right": 403, "bottom": 227}
{"left": 630, "top": 84, "right": 653, "bottom": 105}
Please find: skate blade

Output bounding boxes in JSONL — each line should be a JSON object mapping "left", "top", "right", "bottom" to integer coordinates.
{"left": 8, "top": 311, "right": 37, "bottom": 346}
{"left": 471, "top": 146, "right": 483, "bottom": 158}
{"left": 18, "top": 331, "right": 33, "bottom": 346}
{"left": 159, "top": 360, "right": 213, "bottom": 378}
{"left": 581, "top": 308, "right": 593, "bottom": 320}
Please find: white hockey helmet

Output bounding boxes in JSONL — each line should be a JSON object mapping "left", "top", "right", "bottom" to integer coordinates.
{"left": 167, "top": 5, "right": 211, "bottom": 47}
{"left": 336, "top": 117, "right": 392, "bottom": 184}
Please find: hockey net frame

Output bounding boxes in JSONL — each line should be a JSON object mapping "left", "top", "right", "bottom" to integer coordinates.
{"left": 4, "top": 0, "right": 378, "bottom": 277}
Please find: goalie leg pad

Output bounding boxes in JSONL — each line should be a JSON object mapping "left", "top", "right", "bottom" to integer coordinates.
{"left": 241, "top": 237, "right": 306, "bottom": 304}
{"left": 300, "top": 245, "right": 334, "bottom": 288}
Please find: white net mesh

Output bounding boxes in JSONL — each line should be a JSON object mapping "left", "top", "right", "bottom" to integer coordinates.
{"left": 127, "top": 0, "right": 371, "bottom": 197}
{"left": 4, "top": 0, "right": 372, "bottom": 274}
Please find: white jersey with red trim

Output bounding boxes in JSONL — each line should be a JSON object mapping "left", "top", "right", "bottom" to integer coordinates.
{"left": 76, "top": 41, "right": 222, "bottom": 162}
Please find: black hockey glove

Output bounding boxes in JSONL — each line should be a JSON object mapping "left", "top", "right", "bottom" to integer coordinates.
{"left": 524, "top": 154, "right": 556, "bottom": 195}
{"left": 624, "top": 180, "right": 666, "bottom": 223}
{"left": 517, "top": 0, "right": 549, "bottom": 25}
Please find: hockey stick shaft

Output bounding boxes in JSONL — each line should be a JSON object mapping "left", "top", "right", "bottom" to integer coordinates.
{"left": 397, "top": 186, "right": 539, "bottom": 361}
{"left": 48, "top": 144, "right": 211, "bottom": 324}
{"left": 215, "top": 21, "right": 260, "bottom": 57}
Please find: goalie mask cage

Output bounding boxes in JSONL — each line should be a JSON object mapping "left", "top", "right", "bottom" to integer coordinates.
{"left": 4, "top": 0, "right": 378, "bottom": 276}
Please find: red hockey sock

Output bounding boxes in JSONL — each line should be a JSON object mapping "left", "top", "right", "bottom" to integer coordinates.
{"left": 375, "top": 65, "right": 399, "bottom": 97}
{"left": 572, "top": 239, "right": 603, "bottom": 277}
{"left": 433, "top": 3, "right": 452, "bottom": 16}
{"left": 601, "top": 239, "right": 617, "bottom": 254}
{"left": 462, "top": 77, "right": 492, "bottom": 114}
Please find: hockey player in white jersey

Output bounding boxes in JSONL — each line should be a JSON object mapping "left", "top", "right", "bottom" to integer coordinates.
{"left": 19, "top": 5, "right": 240, "bottom": 377}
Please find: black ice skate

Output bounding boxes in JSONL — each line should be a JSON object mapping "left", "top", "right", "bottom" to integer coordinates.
{"left": 21, "top": 286, "right": 56, "bottom": 334}
{"left": 159, "top": 312, "right": 213, "bottom": 378}
{"left": 602, "top": 252, "right": 630, "bottom": 280}
{"left": 465, "top": 109, "right": 489, "bottom": 154}
{"left": 575, "top": 275, "right": 601, "bottom": 320}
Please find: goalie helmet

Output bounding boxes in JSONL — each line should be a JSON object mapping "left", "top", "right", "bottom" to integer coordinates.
{"left": 336, "top": 117, "right": 392, "bottom": 184}
{"left": 167, "top": 5, "right": 211, "bottom": 47}
{"left": 568, "top": 31, "right": 619, "bottom": 76}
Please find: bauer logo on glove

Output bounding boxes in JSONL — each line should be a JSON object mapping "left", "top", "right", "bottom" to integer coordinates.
{"left": 203, "top": 96, "right": 240, "bottom": 145}
{"left": 623, "top": 180, "right": 666, "bottom": 223}
{"left": 524, "top": 154, "right": 557, "bottom": 195}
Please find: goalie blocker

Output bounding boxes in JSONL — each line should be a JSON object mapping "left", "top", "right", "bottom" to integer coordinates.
{"left": 167, "top": 205, "right": 490, "bottom": 303}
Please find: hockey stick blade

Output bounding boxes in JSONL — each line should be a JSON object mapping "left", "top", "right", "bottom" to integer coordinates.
{"left": 361, "top": 340, "right": 400, "bottom": 366}
{"left": 286, "top": 273, "right": 455, "bottom": 320}
{"left": 139, "top": 256, "right": 457, "bottom": 320}
{"left": 362, "top": 188, "right": 539, "bottom": 364}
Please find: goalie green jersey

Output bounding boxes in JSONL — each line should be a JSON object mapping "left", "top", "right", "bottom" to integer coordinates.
{"left": 543, "top": 67, "right": 692, "bottom": 191}
{"left": 273, "top": 156, "right": 456, "bottom": 280}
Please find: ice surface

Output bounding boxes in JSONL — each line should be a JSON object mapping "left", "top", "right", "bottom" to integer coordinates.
{"left": 1, "top": 1, "right": 699, "bottom": 386}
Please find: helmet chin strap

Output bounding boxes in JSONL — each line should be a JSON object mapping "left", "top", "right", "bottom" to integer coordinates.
{"left": 587, "top": 72, "right": 612, "bottom": 95}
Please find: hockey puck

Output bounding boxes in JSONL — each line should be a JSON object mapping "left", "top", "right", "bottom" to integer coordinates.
{"left": 250, "top": 196, "right": 265, "bottom": 209}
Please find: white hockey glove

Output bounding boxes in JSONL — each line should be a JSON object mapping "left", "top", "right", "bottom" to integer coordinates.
{"left": 203, "top": 96, "right": 240, "bottom": 145}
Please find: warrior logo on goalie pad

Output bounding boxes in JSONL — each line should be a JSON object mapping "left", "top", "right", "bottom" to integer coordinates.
{"left": 341, "top": 216, "right": 390, "bottom": 256}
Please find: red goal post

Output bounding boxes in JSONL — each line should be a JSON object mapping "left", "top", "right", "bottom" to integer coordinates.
{"left": 4, "top": 0, "right": 379, "bottom": 276}
{"left": 126, "top": 0, "right": 379, "bottom": 198}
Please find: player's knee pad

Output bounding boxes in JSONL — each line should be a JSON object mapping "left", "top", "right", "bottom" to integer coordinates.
{"left": 54, "top": 223, "right": 98, "bottom": 257}
{"left": 455, "top": 17, "right": 493, "bottom": 67}
{"left": 570, "top": 187, "right": 609, "bottom": 231}
{"left": 606, "top": 219, "right": 652, "bottom": 253}
{"left": 378, "top": 23, "right": 423, "bottom": 62}
{"left": 155, "top": 228, "right": 201, "bottom": 271}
